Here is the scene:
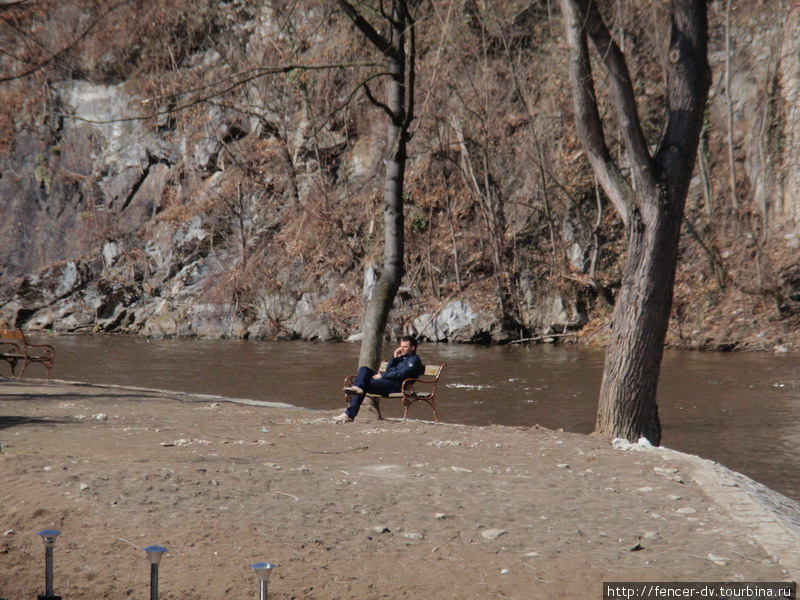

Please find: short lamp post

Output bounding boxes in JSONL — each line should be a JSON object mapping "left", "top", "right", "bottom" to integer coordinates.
{"left": 143, "top": 546, "right": 167, "bottom": 600}
{"left": 36, "top": 529, "right": 61, "bottom": 600}
{"left": 250, "top": 562, "right": 277, "bottom": 600}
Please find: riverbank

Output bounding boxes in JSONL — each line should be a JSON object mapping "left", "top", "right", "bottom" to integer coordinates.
{"left": 1, "top": 378, "right": 798, "bottom": 599}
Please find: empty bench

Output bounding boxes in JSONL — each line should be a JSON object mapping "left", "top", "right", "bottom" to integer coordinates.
{"left": 343, "top": 362, "right": 446, "bottom": 423}
{"left": 0, "top": 329, "right": 55, "bottom": 380}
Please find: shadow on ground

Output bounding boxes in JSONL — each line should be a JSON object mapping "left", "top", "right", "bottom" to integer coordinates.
{"left": 0, "top": 415, "right": 70, "bottom": 430}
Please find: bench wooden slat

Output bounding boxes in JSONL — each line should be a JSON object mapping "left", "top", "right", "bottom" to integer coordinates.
{"left": 373, "top": 392, "right": 434, "bottom": 400}
{"left": 377, "top": 362, "right": 441, "bottom": 378}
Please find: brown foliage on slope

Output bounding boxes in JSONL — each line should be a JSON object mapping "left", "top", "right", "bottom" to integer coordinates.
{"left": 0, "top": 0, "right": 798, "bottom": 348}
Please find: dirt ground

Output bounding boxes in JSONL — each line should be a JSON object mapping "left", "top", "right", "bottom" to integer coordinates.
{"left": 0, "top": 378, "right": 796, "bottom": 600}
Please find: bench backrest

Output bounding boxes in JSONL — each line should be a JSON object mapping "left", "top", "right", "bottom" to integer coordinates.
{"left": 0, "top": 329, "right": 25, "bottom": 342}
{"left": 378, "top": 361, "right": 443, "bottom": 378}
{"left": 422, "top": 364, "right": 444, "bottom": 377}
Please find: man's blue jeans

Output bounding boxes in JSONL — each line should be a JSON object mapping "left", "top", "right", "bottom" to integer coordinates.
{"left": 346, "top": 366, "right": 401, "bottom": 418}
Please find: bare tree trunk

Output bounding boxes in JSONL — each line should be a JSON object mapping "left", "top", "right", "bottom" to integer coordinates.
{"left": 443, "top": 176, "right": 462, "bottom": 290}
{"left": 561, "top": 0, "right": 710, "bottom": 445}
{"left": 595, "top": 183, "right": 681, "bottom": 444}
{"left": 336, "top": 0, "right": 415, "bottom": 369}
{"left": 359, "top": 123, "right": 407, "bottom": 367}
{"left": 452, "top": 115, "right": 516, "bottom": 327}
{"left": 698, "top": 131, "right": 713, "bottom": 216}
{"left": 723, "top": 0, "right": 739, "bottom": 217}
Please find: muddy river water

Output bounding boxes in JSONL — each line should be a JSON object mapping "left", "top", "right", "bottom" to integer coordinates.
{"left": 27, "top": 335, "right": 800, "bottom": 500}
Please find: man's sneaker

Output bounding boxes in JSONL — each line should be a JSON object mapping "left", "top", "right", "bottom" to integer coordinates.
{"left": 343, "top": 385, "right": 364, "bottom": 395}
{"left": 333, "top": 413, "right": 354, "bottom": 423}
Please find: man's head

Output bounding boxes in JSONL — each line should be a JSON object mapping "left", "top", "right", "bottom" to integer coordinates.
{"left": 397, "top": 335, "right": 418, "bottom": 356}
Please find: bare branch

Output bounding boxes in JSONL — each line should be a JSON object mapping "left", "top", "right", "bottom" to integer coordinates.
{"left": 411, "top": 0, "right": 454, "bottom": 140}
{"left": 578, "top": 0, "right": 654, "bottom": 180}
{"left": 655, "top": 0, "right": 711, "bottom": 197}
{"left": 0, "top": 0, "right": 135, "bottom": 83}
{"left": 363, "top": 81, "right": 395, "bottom": 120}
{"left": 335, "top": 0, "right": 393, "bottom": 56}
{"left": 403, "top": 3, "right": 416, "bottom": 132}
{"left": 0, "top": 0, "right": 36, "bottom": 11}
{"left": 55, "top": 62, "right": 380, "bottom": 125}
{"left": 142, "top": 62, "right": 379, "bottom": 105}
{"left": 560, "top": 0, "right": 633, "bottom": 225}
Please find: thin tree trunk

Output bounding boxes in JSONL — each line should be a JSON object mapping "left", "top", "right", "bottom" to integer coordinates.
{"left": 724, "top": 0, "right": 739, "bottom": 216}
{"left": 347, "top": 0, "right": 413, "bottom": 368}
{"left": 698, "top": 132, "right": 713, "bottom": 216}
{"left": 359, "top": 127, "right": 406, "bottom": 367}
{"left": 452, "top": 115, "right": 515, "bottom": 326}
{"left": 443, "top": 175, "right": 462, "bottom": 289}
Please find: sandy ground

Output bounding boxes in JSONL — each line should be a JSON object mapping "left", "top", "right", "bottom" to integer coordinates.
{"left": 1, "top": 377, "right": 798, "bottom": 600}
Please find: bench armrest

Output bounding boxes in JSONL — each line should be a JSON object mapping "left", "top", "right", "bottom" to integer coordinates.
{"left": 24, "top": 342, "right": 55, "bottom": 359}
{"left": 400, "top": 365, "right": 446, "bottom": 396}
{"left": 0, "top": 341, "right": 22, "bottom": 354}
{"left": 401, "top": 376, "right": 435, "bottom": 391}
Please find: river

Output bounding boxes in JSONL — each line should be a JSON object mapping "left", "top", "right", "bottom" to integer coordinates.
{"left": 19, "top": 334, "right": 800, "bottom": 501}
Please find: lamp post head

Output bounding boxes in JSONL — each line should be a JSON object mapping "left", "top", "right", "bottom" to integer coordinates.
{"left": 143, "top": 546, "right": 168, "bottom": 565}
{"left": 37, "top": 530, "right": 61, "bottom": 547}
{"left": 250, "top": 562, "right": 277, "bottom": 583}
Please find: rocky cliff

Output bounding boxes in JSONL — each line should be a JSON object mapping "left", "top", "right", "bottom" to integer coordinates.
{"left": 1, "top": 0, "right": 798, "bottom": 349}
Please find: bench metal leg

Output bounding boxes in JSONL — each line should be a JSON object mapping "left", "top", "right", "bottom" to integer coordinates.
{"left": 7, "top": 358, "right": 18, "bottom": 378}
{"left": 430, "top": 400, "right": 440, "bottom": 423}
{"left": 365, "top": 396, "right": 383, "bottom": 420}
{"left": 402, "top": 399, "right": 440, "bottom": 424}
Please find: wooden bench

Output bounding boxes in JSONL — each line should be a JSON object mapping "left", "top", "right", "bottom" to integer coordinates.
{"left": 0, "top": 329, "right": 55, "bottom": 380}
{"left": 343, "top": 362, "right": 446, "bottom": 423}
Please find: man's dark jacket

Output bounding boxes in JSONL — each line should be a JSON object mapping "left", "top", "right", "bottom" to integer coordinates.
{"left": 382, "top": 352, "right": 425, "bottom": 382}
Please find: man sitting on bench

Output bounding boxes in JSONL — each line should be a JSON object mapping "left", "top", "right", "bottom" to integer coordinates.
{"left": 334, "top": 335, "right": 425, "bottom": 423}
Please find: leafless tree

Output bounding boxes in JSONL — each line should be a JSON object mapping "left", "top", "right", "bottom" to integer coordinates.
{"left": 560, "top": 0, "right": 710, "bottom": 444}
{"left": 336, "top": 0, "right": 416, "bottom": 367}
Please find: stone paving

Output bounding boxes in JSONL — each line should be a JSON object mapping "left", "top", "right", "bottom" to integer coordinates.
{"left": 689, "top": 454, "right": 800, "bottom": 579}
{"left": 618, "top": 440, "right": 800, "bottom": 579}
